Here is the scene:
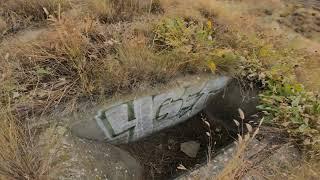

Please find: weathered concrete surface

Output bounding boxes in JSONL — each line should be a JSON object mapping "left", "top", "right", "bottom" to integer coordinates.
{"left": 175, "top": 140, "right": 263, "bottom": 180}
{"left": 243, "top": 143, "right": 300, "bottom": 180}
{"left": 175, "top": 128, "right": 301, "bottom": 180}
{"left": 71, "top": 75, "right": 231, "bottom": 144}
{"left": 46, "top": 128, "right": 143, "bottom": 180}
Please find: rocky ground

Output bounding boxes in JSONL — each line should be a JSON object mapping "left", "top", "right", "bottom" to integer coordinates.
{"left": 279, "top": 0, "right": 320, "bottom": 42}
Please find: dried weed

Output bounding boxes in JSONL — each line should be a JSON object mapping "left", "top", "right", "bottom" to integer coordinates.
{"left": 0, "top": 109, "right": 60, "bottom": 180}
{"left": 85, "top": 0, "right": 156, "bottom": 23}
{"left": 0, "top": 0, "right": 69, "bottom": 32}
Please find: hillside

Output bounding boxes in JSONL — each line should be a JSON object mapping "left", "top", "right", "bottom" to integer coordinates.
{"left": 0, "top": 0, "right": 319, "bottom": 179}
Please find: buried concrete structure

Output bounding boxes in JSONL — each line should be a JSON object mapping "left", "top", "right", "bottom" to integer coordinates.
{"left": 71, "top": 75, "right": 231, "bottom": 144}
{"left": 44, "top": 127, "right": 143, "bottom": 180}
{"left": 64, "top": 74, "right": 264, "bottom": 179}
{"left": 175, "top": 128, "right": 301, "bottom": 180}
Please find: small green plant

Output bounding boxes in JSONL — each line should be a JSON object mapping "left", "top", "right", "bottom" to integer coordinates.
{"left": 207, "top": 49, "right": 240, "bottom": 73}
{"left": 153, "top": 17, "right": 214, "bottom": 50}
{"left": 236, "top": 40, "right": 320, "bottom": 154}
{"left": 154, "top": 17, "right": 193, "bottom": 49}
{"left": 153, "top": 17, "right": 239, "bottom": 74}
{"left": 258, "top": 78, "right": 320, "bottom": 146}
{"left": 226, "top": 29, "right": 320, "bottom": 156}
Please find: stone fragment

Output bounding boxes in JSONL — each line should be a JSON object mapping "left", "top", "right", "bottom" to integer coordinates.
{"left": 180, "top": 141, "right": 201, "bottom": 158}
{"left": 48, "top": 132, "right": 143, "bottom": 180}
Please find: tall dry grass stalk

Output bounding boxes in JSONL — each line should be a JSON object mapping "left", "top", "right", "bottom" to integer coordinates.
{"left": 0, "top": 14, "right": 194, "bottom": 114}
{"left": 0, "top": 0, "right": 69, "bottom": 33}
{"left": 85, "top": 0, "right": 155, "bottom": 23}
{"left": 0, "top": 16, "right": 108, "bottom": 113}
{"left": 0, "top": 0, "right": 69, "bottom": 20}
{"left": 215, "top": 114, "right": 264, "bottom": 180}
{"left": 0, "top": 16, "right": 7, "bottom": 34}
{"left": 0, "top": 109, "right": 59, "bottom": 180}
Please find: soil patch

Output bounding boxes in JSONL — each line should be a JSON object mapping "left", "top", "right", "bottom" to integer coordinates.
{"left": 278, "top": 0, "right": 320, "bottom": 42}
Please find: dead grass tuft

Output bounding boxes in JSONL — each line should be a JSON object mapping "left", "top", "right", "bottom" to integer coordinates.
{"left": 0, "top": 0, "right": 69, "bottom": 33}
{"left": 0, "top": 0, "right": 69, "bottom": 20}
{"left": 0, "top": 109, "right": 59, "bottom": 180}
{"left": 285, "top": 160, "right": 320, "bottom": 180}
{"left": 85, "top": 0, "right": 157, "bottom": 23}
{"left": 0, "top": 16, "right": 7, "bottom": 35}
{"left": 1, "top": 14, "right": 213, "bottom": 114}
{"left": 159, "top": 0, "right": 205, "bottom": 21}
{"left": 86, "top": 0, "right": 113, "bottom": 22}
{"left": 215, "top": 113, "right": 262, "bottom": 180}
{"left": 0, "top": 16, "right": 112, "bottom": 114}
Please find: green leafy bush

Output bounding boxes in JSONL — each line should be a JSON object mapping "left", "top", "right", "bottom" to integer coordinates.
{"left": 153, "top": 17, "right": 214, "bottom": 50}
{"left": 153, "top": 17, "right": 239, "bottom": 74}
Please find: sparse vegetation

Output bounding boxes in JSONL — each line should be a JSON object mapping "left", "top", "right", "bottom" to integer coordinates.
{"left": 216, "top": 119, "right": 261, "bottom": 180}
{"left": 85, "top": 0, "right": 157, "bottom": 23}
{"left": 0, "top": 0, "right": 69, "bottom": 34}
{"left": 0, "top": 16, "right": 7, "bottom": 35}
{"left": 1, "top": 3, "right": 242, "bottom": 115}
{"left": 0, "top": 109, "right": 61, "bottom": 180}
{"left": 1, "top": 0, "right": 320, "bottom": 179}
{"left": 258, "top": 78, "right": 320, "bottom": 154}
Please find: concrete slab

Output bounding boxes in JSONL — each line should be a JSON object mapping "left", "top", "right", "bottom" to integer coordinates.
{"left": 70, "top": 75, "right": 231, "bottom": 144}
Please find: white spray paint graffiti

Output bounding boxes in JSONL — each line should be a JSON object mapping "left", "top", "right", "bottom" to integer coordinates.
{"left": 94, "top": 76, "right": 230, "bottom": 144}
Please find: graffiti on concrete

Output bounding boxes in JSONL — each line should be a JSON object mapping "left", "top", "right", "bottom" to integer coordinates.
{"left": 95, "top": 77, "right": 230, "bottom": 143}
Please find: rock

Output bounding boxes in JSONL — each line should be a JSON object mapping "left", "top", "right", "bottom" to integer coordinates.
{"left": 180, "top": 141, "right": 200, "bottom": 158}
{"left": 48, "top": 131, "right": 143, "bottom": 180}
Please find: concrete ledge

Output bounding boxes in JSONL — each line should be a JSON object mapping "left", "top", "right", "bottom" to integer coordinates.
{"left": 175, "top": 128, "right": 300, "bottom": 180}
{"left": 70, "top": 75, "right": 231, "bottom": 144}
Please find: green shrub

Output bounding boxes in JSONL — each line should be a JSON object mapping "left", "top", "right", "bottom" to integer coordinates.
{"left": 153, "top": 17, "right": 239, "bottom": 74}
{"left": 153, "top": 17, "right": 214, "bottom": 50}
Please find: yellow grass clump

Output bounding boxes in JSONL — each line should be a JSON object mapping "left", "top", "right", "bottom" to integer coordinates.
{"left": 0, "top": 109, "right": 59, "bottom": 180}
{"left": 85, "top": 0, "right": 156, "bottom": 23}
{"left": 0, "top": 0, "right": 69, "bottom": 33}
{"left": 0, "top": 0, "right": 69, "bottom": 20}
{"left": 0, "top": 16, "right": 7, "bottom": 34}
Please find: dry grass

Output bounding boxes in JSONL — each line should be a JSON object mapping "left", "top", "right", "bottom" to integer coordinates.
{"left": 0, "top": 109, "right": 59, "bottom": 180}
{"left": 0, "top": 14, "right": 212, "bottom": 114}
{"left": 0, "top": 16, "right": 112, "bottom": 114}
{"left": 0, "top": 0, "right": 69, "bottom": 33}
{"left": 214, "top": 111, "right": 262, "bottom": 180}
{"left": 85, "top": 0, "right": 156, "bottom": 23}
{"left": 86, "top": 0, "right": 114, "bottom": 21}
{"left": 0, "top": 16, "right": 7, "bottom": 35}
{"left": 0, "top": 0, "right": 69, "bottom": 20}
{"left": 0, "top": 0, "right": 254, "bottom": 115}
{"left": 215, "top": 134, "right": 320, "bottom": 180}
{"left": 0, "top": 0, "right": 318, "bottom": 179}
{"left": 158, "top": 0, "right": 272, "bottom": 24}
{"left": 159, "top": 0, "right": 206, "bottom": 21}
{"left": 284, "top": 161, "right": 320, "bottom": 180}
